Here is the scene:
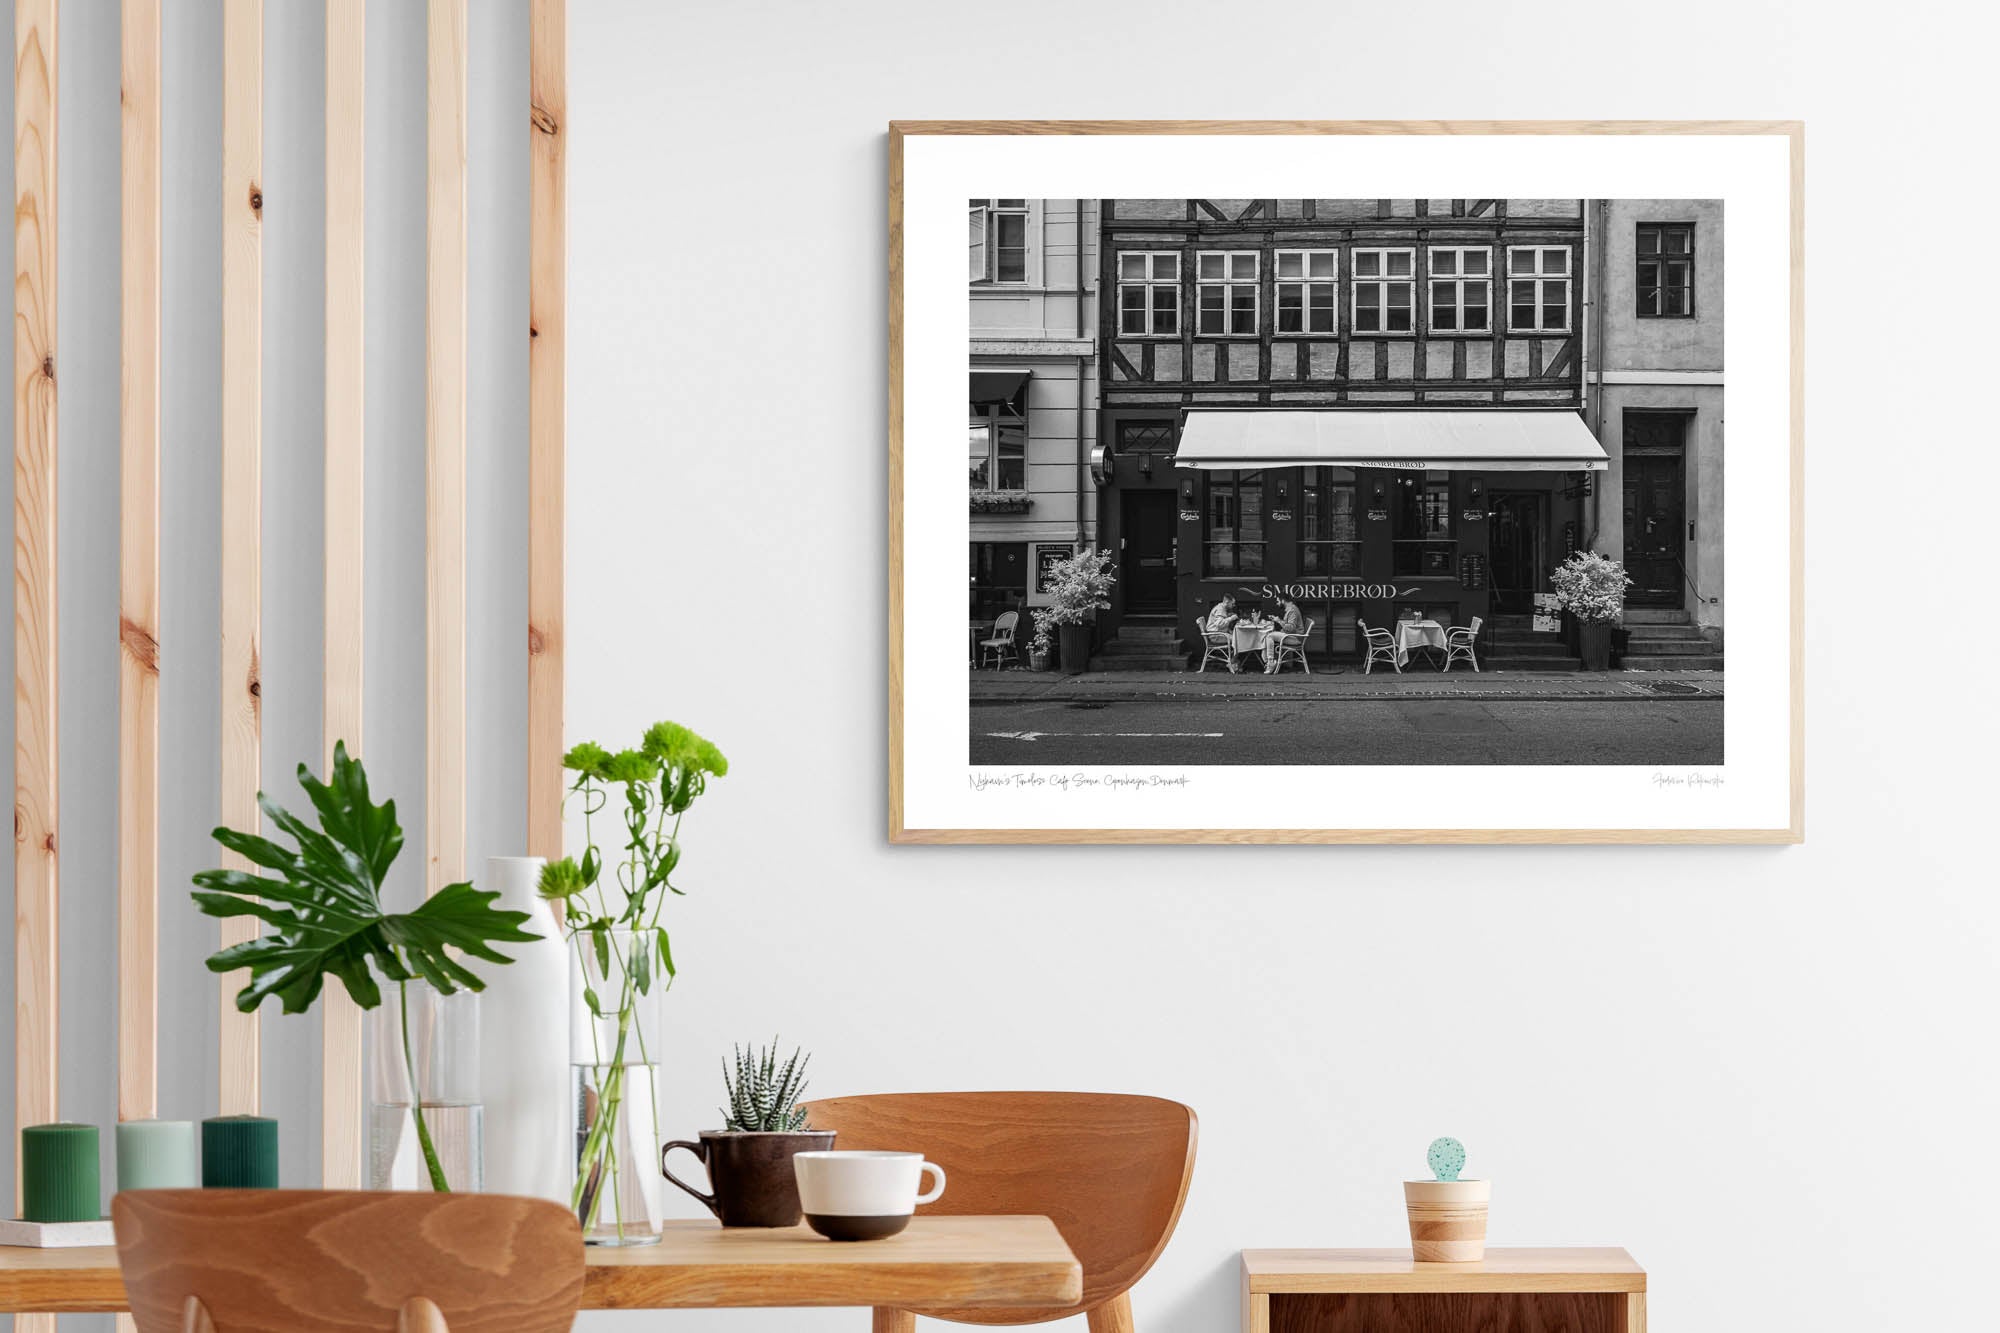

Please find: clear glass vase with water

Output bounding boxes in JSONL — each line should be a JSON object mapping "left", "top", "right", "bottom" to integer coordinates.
{"left": 571, "top": 929, "right": 665, "bottom": 1245}
{"left": 370, "top": 985, "right": 483, "bottom": 1192}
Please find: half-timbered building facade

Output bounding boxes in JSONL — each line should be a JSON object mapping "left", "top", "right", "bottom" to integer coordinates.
{"left": 1096, "top": 198, "right": 1609, "bottom": 665}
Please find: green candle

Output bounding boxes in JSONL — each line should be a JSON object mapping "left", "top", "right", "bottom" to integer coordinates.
{"left": 116, "top": 1120, "right": 199, "bottom": 1191}
{"left": 201, "top": 1116, "right": 278, "bottom": 1189}
{"left": 22, "top": 1123, "right": 101, "bottom": 1222}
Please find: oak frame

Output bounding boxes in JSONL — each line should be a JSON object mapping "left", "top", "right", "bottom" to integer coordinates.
{"left": 888, "top": 120, "right": 1805, "bottom": 845}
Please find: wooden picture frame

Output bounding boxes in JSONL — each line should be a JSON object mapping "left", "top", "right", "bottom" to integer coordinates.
{"left": 889, "top": 121, "right": 1803, "bottom": 845}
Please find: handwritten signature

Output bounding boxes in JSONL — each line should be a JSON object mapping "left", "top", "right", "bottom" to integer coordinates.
{"left": 1651, "top": 772, "right": 1725, "bottom": 790}
{"left": 970, "top": 772, "right": 1192, "bottom": 793}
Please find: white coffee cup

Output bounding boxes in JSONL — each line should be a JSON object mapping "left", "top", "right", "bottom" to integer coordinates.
{"left": 792, "top": 1150, "right": 947, "bottom": 1241}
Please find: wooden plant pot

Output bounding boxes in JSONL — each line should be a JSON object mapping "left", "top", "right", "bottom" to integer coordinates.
{"left": 1404, "top": 1178, "right": 1490, "bottom": 1262}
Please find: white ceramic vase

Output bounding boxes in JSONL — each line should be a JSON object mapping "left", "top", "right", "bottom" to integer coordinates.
{"left": 477, "top": 856, "right": 570, "bottom": 1202}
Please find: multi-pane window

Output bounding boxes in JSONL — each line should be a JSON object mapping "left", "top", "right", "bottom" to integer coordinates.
{"left": 1391, "top": 473, "right": 1455, "bottom": 577}
{"left": 1204, "top": 470, "right": 1266, "bottom": 576}
{"left": 1299, "top": 468, "right": 1360, "bottom": 575}
{"left": 1508, "top": 246, "right": 1571, "bottom": 332}
{"left": 1637, "top": 224, "right": 1695, "bottom": 317}
{"left": 1275, "top": 250, "right": 1337, "bottom": 334}
{"left": 1117, "top": 420, "right": 1176, "bottom": 453}
{"left": 968, "top": 199, "right": 1028, "bottom": 283}
{"left": 1352, "top": 248, "right": 1415, "bottom": 333}
{"left": 1427, "top": 247, "right": 1491, "bottom": 333}
{"left": 968, "top": 409, "right": 1025, "bottom": 490}
{"left": 1117, "top": 252, "right": 1181, "bottom": 335}
{"left": 1197, "top": 252, "right": 1259, "bottom": 335}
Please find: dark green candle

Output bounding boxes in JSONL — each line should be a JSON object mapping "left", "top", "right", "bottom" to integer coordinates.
{"left": 201, "top": 1116, "right": 278, "bottom": 1189}
{"left": 22, "top": 1123, "right": 100, "bottom": 1222}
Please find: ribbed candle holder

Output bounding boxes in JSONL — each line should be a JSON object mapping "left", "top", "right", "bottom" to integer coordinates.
{"left": 117, "top": 1120, "right": 200, "bottom": 1191}
{"left": 202, "top": 1116, "right": 279, "bottom": 1189}
{"left": 21, "top": 1123, "right": 101, "bottom": 1222}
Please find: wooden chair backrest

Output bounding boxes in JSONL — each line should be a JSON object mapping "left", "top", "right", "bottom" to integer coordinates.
{"left": 113, "top": 1189, "right": 585, "bottom": 1333}
{"left": 801, "top": 1092, "right": 1196, "bottom": 1326}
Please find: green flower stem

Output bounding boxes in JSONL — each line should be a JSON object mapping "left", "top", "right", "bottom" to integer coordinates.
{"left": 398, "top": 978, "right": 451, "bottom": 1192}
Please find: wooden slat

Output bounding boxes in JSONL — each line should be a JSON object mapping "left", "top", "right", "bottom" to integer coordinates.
{"left": 527, "top": 0, "right": 565, "bottom": 862}
{"left": 218, "top": 0, "right": 263, "bottom": 1115}
{"left": 118, "top": 0, "right": 162, "bottom": 1132}
{"left": 13, "top": 3, "right": 58, "bottom": 1331}
{"left": 321, "top": 0, "right": 367, "bottom": 1189}
{"left": 426, "top": 0, "right": 467, "bottom": 896}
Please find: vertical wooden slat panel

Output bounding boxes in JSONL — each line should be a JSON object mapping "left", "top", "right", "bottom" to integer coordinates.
{"left": 427, "top": 0, "right": 467, "bottom": 895}
{"left": 218, "top": 0, "right": 264, "bottom": 1116}
{"left": 321, "top": 0, "right": 367, "bottom": 1188}
{"left": 527, "top": 0, "right": 564, "bottom": 861}
{"left": 13, "top": 3, "right": 58, "bottom": 1330}
{"left": 119, "top": 0, "right": 162, "bottom": 1133}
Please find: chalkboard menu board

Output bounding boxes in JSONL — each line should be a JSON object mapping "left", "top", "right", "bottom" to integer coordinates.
{"left": 1458, "top": 553, "right": 1487, "bottom": 590}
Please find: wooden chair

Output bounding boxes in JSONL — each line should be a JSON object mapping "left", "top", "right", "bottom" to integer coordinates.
{"left": 979, "top": 611, "right": 1020, "bottom": 669}
{"left": 1442, "top": 614, "right": 1484, "bottom": 673}
{"left": 1358, "top": 618, "right": 1401, "bottom": 674}
{"left": 112, "top": 1189, "right": 585, "bottom": 1333}
{"left": 801, "top": 1092, "right": 1196, "bottom": 1333}
{"left": 1268, "top": 618, "right": 1313, "bottom": 675}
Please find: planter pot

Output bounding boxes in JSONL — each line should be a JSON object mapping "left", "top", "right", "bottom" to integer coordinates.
{"left": 1577, "top": 619, "right": 1613, "bottom": 671}
{"left": 1029, "top": 648, "right": 1053, "bottom": 672}
{"left": 1404, "top": 1179, "right": 1490, "bottom": 1263}
{"left": 1058, "top": 623, "right": 1093, "bottom": 675}
{"left": 662, "top": 1130, "right": 836, "bottom": 1227}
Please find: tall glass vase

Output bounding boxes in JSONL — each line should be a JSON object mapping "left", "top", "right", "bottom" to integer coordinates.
{"left": 369, "top": 984, "right": 483, "bottom": 1191}
{"left": 570, "top": 930, "right": 666, "bottom": 1246}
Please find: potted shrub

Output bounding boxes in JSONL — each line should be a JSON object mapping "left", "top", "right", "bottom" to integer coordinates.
{"left": 1551, "top": 550, "right": 1632, "bottom": 672}
{"left": 662, "top": 1042, "right": 833, "bottom": 1228}
{"left": 1030, "top": 548, "right": 1116, "bottom": 676}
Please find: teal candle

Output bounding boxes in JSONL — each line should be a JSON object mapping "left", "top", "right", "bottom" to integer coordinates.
{"left": 117, "top": 1120, "right": 199, "bottom": 1191}
{"left": 201, "top": 1116, "right": 279, "bottom": 1189}
{"left": 22, "top": 1123, "right": 101, "bottom": 1222}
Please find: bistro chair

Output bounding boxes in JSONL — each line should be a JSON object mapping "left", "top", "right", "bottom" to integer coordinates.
{"left": 113, "top": 1189, "right": 585, "bottom": 1333}
{"left": 1269, "top": 618, "right": 1314, "bottom": 675}
{"left": 979, "top": 610, "right": 1020, "bottom": 669}
{"left": 1358, "top": 618, "right": 1401, "bottom": 674}
{"left": 1197, "top": 628, "right": 1236, "bottom": 672}
{"left": 803, "top": 1092, "right": 1197, "bottom": 1333}
{"left": 1442, "top": 615, "right": 1484, "bottom": 673}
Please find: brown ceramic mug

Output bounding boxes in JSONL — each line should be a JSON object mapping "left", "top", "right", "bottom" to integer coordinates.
{"left": 662, "top": 1129, "right": 836, "bottom": 1227}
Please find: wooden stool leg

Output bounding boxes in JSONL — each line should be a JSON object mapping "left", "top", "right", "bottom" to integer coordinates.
{"left": 873, "top": 1309, "right": 916, "bottom": 1333}
{"left": 1087, "top": 1292, "right": 1136, "bottom": 1333}
{"left": 398, "top": 1297, "right": 450, "bottom": 1332}
{"left": 181, "top": 1296, "right": 217, "bottom": 1333}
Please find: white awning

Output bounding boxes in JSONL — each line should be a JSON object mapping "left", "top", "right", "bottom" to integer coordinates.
{"left": 1173, "top": 409, "right": 1609, "bottom": 472}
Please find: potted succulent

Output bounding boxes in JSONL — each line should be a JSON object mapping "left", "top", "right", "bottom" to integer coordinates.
{"left": 1404, "top": 1136, "right": 1490, "bottom": 1263}
{"left": 1030, "top": 547, "right": 1116, "bottom": 675}
{"left": 662, "top": 1042, "right": 833, "bottom": 1227}
{"left": 1551, "top": 550, "right": 1632, "bottom": 672}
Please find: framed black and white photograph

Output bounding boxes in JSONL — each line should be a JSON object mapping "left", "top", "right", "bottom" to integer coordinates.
{"left": 891, "top": 123, "right": 1802, "bottom": 843}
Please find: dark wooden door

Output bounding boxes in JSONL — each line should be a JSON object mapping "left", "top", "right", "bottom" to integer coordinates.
{"left": 1489, "top": 492, "right": 1545, "bottom": 614}
{"left": 1121, "top": 491, "right": 1176, "bottom": 611}
{"left": 1623, "top": 451, "right": 1686, "bottom": 607}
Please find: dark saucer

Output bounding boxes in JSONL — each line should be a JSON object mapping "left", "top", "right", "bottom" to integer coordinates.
{"left": 804, "top": 1212, "right": 912, "bottom": 1242}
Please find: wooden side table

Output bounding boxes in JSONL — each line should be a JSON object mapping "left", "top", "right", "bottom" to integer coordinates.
{"left": 1242, "top": 1247, "right": 1646, "bottom": 1333}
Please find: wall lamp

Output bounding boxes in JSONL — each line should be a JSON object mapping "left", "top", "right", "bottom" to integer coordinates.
{"left": 1181, "top": 478, "right": 1197, "bottom": 505}
{"left": 1140, "top": 453, "right": 1153, "bottom": 480}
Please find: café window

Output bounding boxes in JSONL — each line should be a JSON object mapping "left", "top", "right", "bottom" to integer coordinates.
{"left": 1299, "top": 467, "right": 1361, "bottom": 575}
{"left": 1352, "top": 248, "right": 1415, "bottom": 333}
{"left": 1507, "top": 246, "right": 1571, "bottom": 332}
{"left": 1117, "top": 419, "right": 1176, "bottom": 453}
{"left": 968, "top": 200, "right": 1028, "bottom": 283}
{"left": 1117, "top": 251, "right": 1181, "bottom": 335}
{"left": 1637, "top": 223, "right": 1695, "bottom": 317}
{"left": 1204, "top": 470, "right": 1266, "bottom": 576}
{"left": 968, "top": 408, "right": 1025, "bottom": 491}
{"left": 1196, "top": 251, "right": 1259, "bottom": 335}
{"left": 1275, "top": 250, "right": 1337, "bottom": 334}
{"left": 1427, "top": 246, "right": 1491, "bottom": 332}
{"left": 969, "top": 542, "right": 1028, "bottom": 621}
{"left": 1391, "top": 472, "right": 1455, "bottom": 577}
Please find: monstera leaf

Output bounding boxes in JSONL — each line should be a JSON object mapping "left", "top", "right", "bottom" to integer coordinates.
{"left": 194, "top": 741, "right": 538, "bottom": 1015}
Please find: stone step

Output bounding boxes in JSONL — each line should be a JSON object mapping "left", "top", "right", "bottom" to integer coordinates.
{"left": 1624, "top": 607, "right": 1692, "bottom": 625}
{"left": 1088, "top": 654, "right": 1188, "bottom": 672}
{"left": 1622, "top": 654, "right": 1724, "bottom": 671}
{"left": 1621, "top": 638, "right": 1715, "bottom": 655}
{"left": 1626, "top": 627, "right": 1709, "bottom": 643}
{"left": 1109, "top": 626, "right": 1181, "bottom": 641}
{"left": 1486, "top": 639, "right": 1572, "bottom": 655}
{"left": 1483, "top": 655, "right": 1582, "bottom": 673}
{"left": 1097, "top": 637, "right": 1185, "bottom": 656}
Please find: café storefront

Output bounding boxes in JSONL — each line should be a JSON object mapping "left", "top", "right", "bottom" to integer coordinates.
{"left": 1170, "top": 408, "right": 1610, "bottom": 662}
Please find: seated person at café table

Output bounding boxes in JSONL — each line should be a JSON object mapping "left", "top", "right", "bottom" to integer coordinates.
{"left": 1260, "top": 597, "right": 1305, "bottom": 674}
{"left": 1204, "top": 595, "right": 1245, "bottom": 673}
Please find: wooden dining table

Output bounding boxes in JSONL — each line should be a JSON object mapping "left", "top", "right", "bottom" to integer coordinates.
{"left": 0, "top": 1215, "right": 1082, "bottom": 1315}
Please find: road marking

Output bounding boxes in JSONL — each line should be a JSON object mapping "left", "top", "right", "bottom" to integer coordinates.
{"left": 984, "top": 731, "right": 1225, "bottom": 741}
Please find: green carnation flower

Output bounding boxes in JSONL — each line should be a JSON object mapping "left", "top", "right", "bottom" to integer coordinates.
{"left": 538, "top": 856, "right": 587, "bottom": 900}
{"left": 562, "top": 741, "right": 612, "bottom": 779}
{"left": 601, "top": 748, "right": 659, "bottom": 785}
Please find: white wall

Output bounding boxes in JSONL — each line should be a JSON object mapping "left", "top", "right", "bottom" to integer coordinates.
{"left": 567, "top": 2, "right": 1997, "bottom": 1332}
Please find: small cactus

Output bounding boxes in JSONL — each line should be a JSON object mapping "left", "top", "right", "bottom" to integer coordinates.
{"left": 1427, "top": 1136, "right": 1465, "bottom": 1182}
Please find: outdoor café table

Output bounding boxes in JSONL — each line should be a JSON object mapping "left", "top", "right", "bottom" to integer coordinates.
{"left": 1232, "top": 620, "right": 1273, "bottom": 666}
{"left": 1395, "top": 619, "right": 1449, "bottom": 668}
{"left": 0, "top": 1215, "right": 1083, "bottom": 1316}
